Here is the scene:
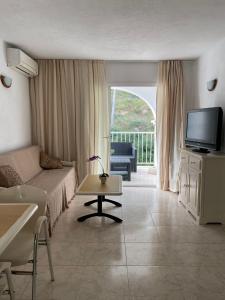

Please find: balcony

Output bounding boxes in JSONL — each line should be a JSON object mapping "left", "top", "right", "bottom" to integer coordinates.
{"left": 110, "top": 131, "right": 156, "bottom": 166}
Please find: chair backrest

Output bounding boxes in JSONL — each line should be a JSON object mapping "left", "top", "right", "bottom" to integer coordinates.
{"left": 0, "top": 185, "right": 47, "bottom": 230}
{"left": 0, "top": 185, "right": 48, "bottom": 266}
{"left": 111, "top": 142, "right": 133, "bottom": 156}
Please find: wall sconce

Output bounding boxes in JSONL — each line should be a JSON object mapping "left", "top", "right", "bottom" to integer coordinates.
{"left": 207, "top": 79, "right": 217, "bottom": 91}
{"left": 0, "top": 75, "right": 12, "bottom": 88}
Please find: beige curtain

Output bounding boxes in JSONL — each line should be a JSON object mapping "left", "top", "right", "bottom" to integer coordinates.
{"left": 30, "top": 60, "right": 109, "bottom": 183}
{"left": 156, "top": 60, "right": 184, "bottom": 192}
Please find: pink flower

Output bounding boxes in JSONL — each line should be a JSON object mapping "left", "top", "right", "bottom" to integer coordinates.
{"left": 87, "top": 155, "right": 108, "bottom": 176}
{"left": 88, "top": 155, "right": 101, "bottom": 162}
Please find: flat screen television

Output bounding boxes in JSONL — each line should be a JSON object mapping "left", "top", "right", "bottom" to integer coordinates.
{"left": 185, "top": 107, "right": 223, "bottom": 153}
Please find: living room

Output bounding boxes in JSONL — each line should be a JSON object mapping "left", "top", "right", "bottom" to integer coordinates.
{"left": 1, "top": 1, "right": 225, "bottom": 300}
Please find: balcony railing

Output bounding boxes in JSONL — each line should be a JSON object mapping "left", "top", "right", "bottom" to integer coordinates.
{"left": 110, "top": 131, "right": 156, "bottom": 166}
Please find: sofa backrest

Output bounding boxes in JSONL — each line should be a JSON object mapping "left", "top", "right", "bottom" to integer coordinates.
{"left": 111, "top": 142, "right": 133, "bottom": 156}
{"left": 0, "top": 145, "right": 42, "bottom": 183}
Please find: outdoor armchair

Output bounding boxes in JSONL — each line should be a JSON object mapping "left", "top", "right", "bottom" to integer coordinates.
{"left": 111, "top": 142, "right": 137, "bottom": 172}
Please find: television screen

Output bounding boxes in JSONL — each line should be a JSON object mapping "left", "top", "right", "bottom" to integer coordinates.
{"left": 185, "top": 107, "right": 223, "bottom": 151}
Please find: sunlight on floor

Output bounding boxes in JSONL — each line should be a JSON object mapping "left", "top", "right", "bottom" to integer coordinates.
{"left": 123, "top": 166, "right": 157, "bottom": 187}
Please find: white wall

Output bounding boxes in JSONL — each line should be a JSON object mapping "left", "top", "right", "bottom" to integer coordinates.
{"left": 0, "top": 40, "right": 31, "bottom": 153}
{"left": 183, "top": 60, "right": 198, "bottom": 112}
{"left": 196, "top": 39, "right": 225, "bottom": 109}
{"left": 196, "top": 39, "right": 225, "bottom": 150}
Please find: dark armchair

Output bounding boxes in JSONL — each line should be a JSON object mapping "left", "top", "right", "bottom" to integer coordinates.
{"left": 111, "top": 142, "right": 137, "bottom": 172}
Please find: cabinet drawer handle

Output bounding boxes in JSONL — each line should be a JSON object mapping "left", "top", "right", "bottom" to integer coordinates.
{"left": 184, "top": 184, "right": 190, "bottom": 188}
{"left": 190, "top": 162, "right": 196, "bottom": 164}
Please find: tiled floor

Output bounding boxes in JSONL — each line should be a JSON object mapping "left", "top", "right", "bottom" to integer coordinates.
{"left": 5, "top": 186, "right": 225, "bottom": 299}
{"left": 123, "top": 167, "right": 157, "bottom": 187}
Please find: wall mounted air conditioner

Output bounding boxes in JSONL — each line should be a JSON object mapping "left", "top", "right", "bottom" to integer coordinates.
{"left": 7, "top": 48, "right": 38, "bottom": 77}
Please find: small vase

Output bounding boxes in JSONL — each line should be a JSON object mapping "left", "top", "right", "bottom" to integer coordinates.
{"left": 99, "top": 176, "right": 107, "bottom": 184}
{"left": 99, "top": 173, "right": 109, "bottom": 184}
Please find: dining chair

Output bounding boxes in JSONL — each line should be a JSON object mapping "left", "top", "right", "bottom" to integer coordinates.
{"left": 0, "top": 262, "right": 15, "bottom": 299}
{"left": 0, "top": 185, "right": 55, "bottom": 300}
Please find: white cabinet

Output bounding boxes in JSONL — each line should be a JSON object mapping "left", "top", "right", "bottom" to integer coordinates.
{"left": 189, "top": 170, "right": 200, "bottom": 217}
{"left": 179, "top": 164, "right": 189, "bottom": 207}
{"left": 178, "top": 149, "right": 225, "bottom": 224}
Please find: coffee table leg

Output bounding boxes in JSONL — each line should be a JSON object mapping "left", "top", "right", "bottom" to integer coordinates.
{"left": 77, "top": 212, "right": 122, "bottom": 223}
{"left": 84, "top": 199, "right": 98, "bottom": 206}
{"left": 77, "top": 195, "right": 123, "bottom": 223}
{"left": 103, "top": 199, "right": 122, "bottom": 207}
{"left": 77, "top": 213, "right": 99, "bottom": 222}
{"left": 98, "top": 195, "right": 103, "bottom": 214}
{"left": 84, "top": 198, "right": 122, "bottom": 207}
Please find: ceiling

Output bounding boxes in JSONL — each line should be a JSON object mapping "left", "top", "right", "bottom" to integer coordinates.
{"left": 1, "top": 0, "right": 225, "bottom": 60}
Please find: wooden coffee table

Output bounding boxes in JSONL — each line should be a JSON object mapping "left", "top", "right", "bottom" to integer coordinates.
{"left": 76, "top": 175, "right": 123, "bottom": 223}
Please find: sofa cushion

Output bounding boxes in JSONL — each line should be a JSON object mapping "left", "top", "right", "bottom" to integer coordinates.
{"left": 40, "top": 151, "right": 63, "bottom": 170}
{"left": 0, "top": 165, "right": 23, "bottom": 187}
{"left": 27, "top": 167, "right": 74, "bottom": 195}
{"left": 27, "top": 166, "right": 76, "bottom": 231}
{"left": 0, "top": 146, "right": 42, "bottom": 183}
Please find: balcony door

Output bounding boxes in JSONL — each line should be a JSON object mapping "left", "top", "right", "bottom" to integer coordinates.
{"left": 109, "top": 86, "right": 157, "bottom": 186}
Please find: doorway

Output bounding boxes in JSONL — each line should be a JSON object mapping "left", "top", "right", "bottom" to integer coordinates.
{"left": 110, "top": 86, "right": 157, "bottom": 187}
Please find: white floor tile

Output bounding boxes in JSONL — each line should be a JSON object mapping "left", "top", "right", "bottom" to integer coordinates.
{"left": 11, "top": 180, "right": 225, "bottom": 299}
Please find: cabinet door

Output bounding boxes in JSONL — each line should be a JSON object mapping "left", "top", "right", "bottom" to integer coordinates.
{"left": 179, "top": 167, "right": 189, "bottom": 207}
{"left": 189, "top": 170, "right": 201, "bottom": 216}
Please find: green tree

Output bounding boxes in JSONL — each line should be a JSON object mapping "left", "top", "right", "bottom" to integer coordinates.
{"left": 111, "top": 90, "right": 154, "bottom": 132}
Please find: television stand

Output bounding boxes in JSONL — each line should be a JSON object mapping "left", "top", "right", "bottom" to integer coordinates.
{"left": 179, "top": 148, "right": 225, "bottom": 224}
{"left": 192, "top": 148, "right": 210, "bottom": 154}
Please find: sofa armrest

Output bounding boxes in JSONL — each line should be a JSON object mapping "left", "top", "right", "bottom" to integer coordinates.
{"left": 62, "top": 160, "right": 76, "bottom": 167}
{"left": 62, "top": 160, "right": 79, "bottom": 188}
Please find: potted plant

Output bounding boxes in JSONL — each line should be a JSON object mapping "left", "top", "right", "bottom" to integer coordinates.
{"left": 87, "top": 155, "right": 109, "bottom": 184}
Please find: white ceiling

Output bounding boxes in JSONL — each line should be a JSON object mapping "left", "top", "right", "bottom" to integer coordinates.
{"left": 1, "top": 0, "right": 225, "bottom": 60}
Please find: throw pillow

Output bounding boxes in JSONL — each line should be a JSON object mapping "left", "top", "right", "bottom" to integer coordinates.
{"left": 0, "top": 165, "right": 23, "bottom": 188}
{"left": 40, "top": 151, "right": 63, "bottom": 170}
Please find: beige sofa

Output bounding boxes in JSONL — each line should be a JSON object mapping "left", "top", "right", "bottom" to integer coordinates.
{"left": 0, "top": 145, "right": 77, "bottom": 234}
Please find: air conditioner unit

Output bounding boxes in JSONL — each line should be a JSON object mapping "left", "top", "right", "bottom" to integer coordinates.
{"left": 7, "top": 48, "right": 38, "bottom": 77}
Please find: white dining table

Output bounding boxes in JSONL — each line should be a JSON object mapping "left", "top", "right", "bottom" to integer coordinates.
{"left": 0, "top": 203, "right": 38, "bottom": 255}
